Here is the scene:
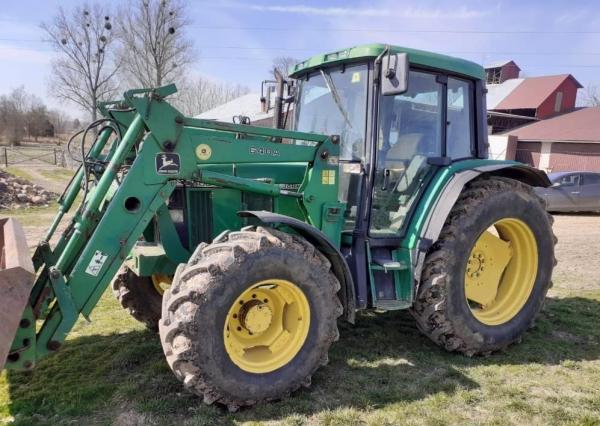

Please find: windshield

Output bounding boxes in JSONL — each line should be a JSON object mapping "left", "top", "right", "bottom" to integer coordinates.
{"left": 294, "top": 64, "right": 368, "bottom": 161}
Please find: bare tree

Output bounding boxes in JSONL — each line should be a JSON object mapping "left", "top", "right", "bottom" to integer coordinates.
{"left": 26, "top": 105, "right": 50, "bottom": 142}
{"left": 48, "top": 109, "right": 72, "bottom": 136}
{"left": 116, "top": 0, "right": 194, "bottom": 88}
{"left": 270, "top": 56, "right": 299, "bottom": 79}
{"left": 42, "top": 4, "right": 120, "bottom": 122}
{"left": 174, "top": 77, "right": 250, "bottom": 116}
{"left": 581, "top": 84, "right": 600, "bottom": 107}
{"left": 0, "top": 86, "right": 29, "bottom": 146}
{"left": 72, "top": 118, "right": 82, "bottom": 131}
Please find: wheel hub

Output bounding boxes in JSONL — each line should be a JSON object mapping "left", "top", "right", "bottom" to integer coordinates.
{"left": 223, "top": 279, "right": 311, "bottom": 373}
{"left": 464, "top": 218, "right": 538, "bottom": 326}
{"left": 239, "top": 301, "right": 272, "bottom": 334}
{"left": 467, "top": 251, "right": 485, "bottom": 278}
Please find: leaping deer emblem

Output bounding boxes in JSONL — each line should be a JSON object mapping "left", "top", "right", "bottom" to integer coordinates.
{"left": 158, "top": 154, "right": 176, "bottom": 170}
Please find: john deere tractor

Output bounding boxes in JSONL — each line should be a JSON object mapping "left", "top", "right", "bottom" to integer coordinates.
{"left": 0, "top": 44, "right": 555, "bottom": 410}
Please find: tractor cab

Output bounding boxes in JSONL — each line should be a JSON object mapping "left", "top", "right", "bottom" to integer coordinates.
{"left": 289, "top": 44, "right": 490, "bottom": 309}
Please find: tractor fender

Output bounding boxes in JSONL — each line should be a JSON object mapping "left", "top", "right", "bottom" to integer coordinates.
{"left": 412, "top": 163, "right": 551, "bottom": 291}
{"left": 238, "top": 210, "right": 356, "bottom": 323}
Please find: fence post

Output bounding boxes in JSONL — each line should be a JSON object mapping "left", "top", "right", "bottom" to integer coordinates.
{"left": 3, "top": 147, "right": 7, "bottom": 167}
{"left": 54, "top": 149, "right": 57, "bottom": 165}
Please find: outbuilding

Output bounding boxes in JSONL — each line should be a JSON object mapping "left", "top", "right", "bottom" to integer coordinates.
{"left": 490, "top": 107, "right": 600, "bottom": 173}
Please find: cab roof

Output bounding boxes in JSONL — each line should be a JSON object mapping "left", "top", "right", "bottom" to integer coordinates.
{"left": 289, "top": 43, "right": 485, "bottom": 80}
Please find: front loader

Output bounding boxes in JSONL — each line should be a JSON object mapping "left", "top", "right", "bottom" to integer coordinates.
{"left": 0, "top": 44, "right": 555, "bottom": 410}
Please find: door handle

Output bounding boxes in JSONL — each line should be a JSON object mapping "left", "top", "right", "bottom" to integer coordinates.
{"left": 571, "top": 191, "right": 580, "bottom": 194}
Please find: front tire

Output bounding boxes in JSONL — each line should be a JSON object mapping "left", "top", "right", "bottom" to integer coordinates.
{"left": 411, "top": 176, "right": 557, "bottom": 355}
{"left": 159, "top": 226, "right": 342, "bottom": 410}
{"left": 112, "top": 266, "right": 163, "bottom": 331}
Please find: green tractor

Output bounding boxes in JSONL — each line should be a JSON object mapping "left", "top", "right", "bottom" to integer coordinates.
{"left": 0, "top": 44, "right": 555, "bottom": 410}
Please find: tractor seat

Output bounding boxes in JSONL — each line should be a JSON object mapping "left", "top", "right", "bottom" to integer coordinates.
{"left": 387, "top": 154, "right": 428, "bottom": 232}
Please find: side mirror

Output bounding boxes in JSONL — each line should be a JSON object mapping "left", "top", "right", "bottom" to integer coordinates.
{"left": 381, "top": 52, "right": 408, "bottom": 96}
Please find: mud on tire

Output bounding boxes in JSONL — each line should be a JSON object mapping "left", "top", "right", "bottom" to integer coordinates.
{"left": 112, "top": 266, "right": 162, "bottom": 331}
{"left": 411, "top": 176, "right": 557, "bottom": 355}
{"left": 159, "top": 226, "right": 342, "bottom": 411}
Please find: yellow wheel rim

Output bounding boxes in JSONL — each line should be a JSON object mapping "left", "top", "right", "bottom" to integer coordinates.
{"left": 151, "top": 274, "right": 172, "bottom": 295}
{"left": 223, "top": 279, "right": 310, "bottom": 373}
{"left": 465, "top": 218, "right": 538, "bottom": 326}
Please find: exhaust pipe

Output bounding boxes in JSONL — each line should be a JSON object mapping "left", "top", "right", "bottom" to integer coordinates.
{"left": 0, "top": 218, "right": 34, "bottom": 370}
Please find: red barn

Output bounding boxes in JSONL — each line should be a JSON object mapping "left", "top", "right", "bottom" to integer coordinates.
{"left": 493, "top": 74, "right": 582, "bottom": 119}
{"left": 505, "top": 107, "right": 600, "bottom": 172}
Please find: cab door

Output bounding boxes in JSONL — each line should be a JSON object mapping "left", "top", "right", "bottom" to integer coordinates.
{"left": 368, "top": 70, "right": 439, "bottom": 310}
{"left": 367, "top": 71, "right": 475, "bottom": 309}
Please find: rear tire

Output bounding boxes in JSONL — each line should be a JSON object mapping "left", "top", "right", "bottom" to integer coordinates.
{"left": 159, "top": 226, "right": 342, "bottom": 411}
{"left": 112, "top": 266, "right": 162, "bottom": 331}
{"left": 411, "top": 176, "right": 557, "bottom": 355}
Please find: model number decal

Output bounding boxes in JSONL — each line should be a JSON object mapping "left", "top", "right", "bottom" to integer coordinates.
{"left": 249, "top": 146, "right": 280, "bottom": 157}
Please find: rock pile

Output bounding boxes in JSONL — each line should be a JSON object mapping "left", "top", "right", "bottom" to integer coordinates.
{"left": 0, "top": 170, "right": 57, "bottom": 209}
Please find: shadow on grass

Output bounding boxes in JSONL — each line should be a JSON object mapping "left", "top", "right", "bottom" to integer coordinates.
{"left": 5, "top": 296, "right": 600, "bottom": 424}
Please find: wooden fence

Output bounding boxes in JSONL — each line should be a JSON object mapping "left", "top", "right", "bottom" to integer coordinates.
{"left": 1, "top": 146, "right": 68, "bottom": 168}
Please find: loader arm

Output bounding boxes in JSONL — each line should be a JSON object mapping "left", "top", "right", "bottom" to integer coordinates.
{"left": 3, "top": 84, "right": 344, "bottom": 370}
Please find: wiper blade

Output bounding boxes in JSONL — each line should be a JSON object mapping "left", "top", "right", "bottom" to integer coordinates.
{"left": 320, "top": 69, "right": 353, "bottom": 128}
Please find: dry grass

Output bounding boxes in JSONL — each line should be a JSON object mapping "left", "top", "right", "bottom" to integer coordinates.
{"left": 0, "top": 211, "right": 599, "bottom": 426}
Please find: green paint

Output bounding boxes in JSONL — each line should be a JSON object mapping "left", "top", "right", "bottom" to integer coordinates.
{"left": 290, "top": 43, "right": 485, "bottom": 80}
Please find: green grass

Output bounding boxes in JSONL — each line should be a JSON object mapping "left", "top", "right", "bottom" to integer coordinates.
{"left": 4, "top": 167, "right": 34, "bottom": 183}
{"left": 2, "top": 204, "right": 60, "bottom": 227}
{"left": 0, "top": 211, "right": 597, "bottom": 425}
{"left": 1, "top": 288, "right": 600, "bottom": 425}
{"left": 38, "top": 168, "right": 74, "bottom": 183}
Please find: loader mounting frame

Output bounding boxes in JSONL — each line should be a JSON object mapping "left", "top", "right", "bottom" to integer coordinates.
{"left": 3, "top": 84, "right": 345, "bottom": 370}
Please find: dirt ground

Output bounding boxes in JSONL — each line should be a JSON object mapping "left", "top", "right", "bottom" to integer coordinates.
{"left": 550, "top": 214, "right": 600, "bottom": 293}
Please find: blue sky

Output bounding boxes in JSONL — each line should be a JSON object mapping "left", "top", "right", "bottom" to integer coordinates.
{"left": 1, "top": 0, "right": 600, "bottom": 117}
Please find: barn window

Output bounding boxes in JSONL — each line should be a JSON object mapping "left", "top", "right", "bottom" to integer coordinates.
{"left": 486, "top": 67, "right": 502, "bottom": 85}
{"left": 554, "top": 92, "right": 563, "bottom": 113}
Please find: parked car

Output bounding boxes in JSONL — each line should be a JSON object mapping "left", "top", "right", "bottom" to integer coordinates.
{"left": 535, "top": 172, "right": 600, "bottom": 213}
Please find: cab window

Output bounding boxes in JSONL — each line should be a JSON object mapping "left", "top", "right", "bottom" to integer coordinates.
{"left": 447, "top": 77, "right": 474, "bottom": 159}
{"left": 370, "top": 70, "right": 443, "bottom": 235}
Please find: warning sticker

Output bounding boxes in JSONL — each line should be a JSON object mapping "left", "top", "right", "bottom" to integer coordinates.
{"left": 351, "top": 72, "right": 361, "bottom": 83}
{"left": 85, "top": 250, "right": 108, "bottom": 277}
{"left": 322, "top": 169, "right": 336, "bottom": 185}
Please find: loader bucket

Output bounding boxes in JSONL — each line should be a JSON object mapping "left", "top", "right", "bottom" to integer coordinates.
{"left": 0, "top": 218, "right": 34, "bottom": 370}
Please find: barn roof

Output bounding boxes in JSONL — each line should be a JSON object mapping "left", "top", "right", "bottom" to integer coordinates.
{"left": 484, "top": 60, "right": 521, "bottom": 70}
{"left": 486, "top": 78, "right": 524, "bottom": 109}
{"left": 505, "top": 107, "right": 600, "bottom": 142}
{"left": 195, "top": 93, "right": 271, "bottom": 123}
{"left": 493, "top": 74, "right": 582, "bottom": 111}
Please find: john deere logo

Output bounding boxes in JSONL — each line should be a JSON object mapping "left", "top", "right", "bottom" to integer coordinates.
{"left": 196, "top": 144, "right": 212, "bottom": 160}
{"left": 155, "top": 153, "right": 180, "bottom": 175}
